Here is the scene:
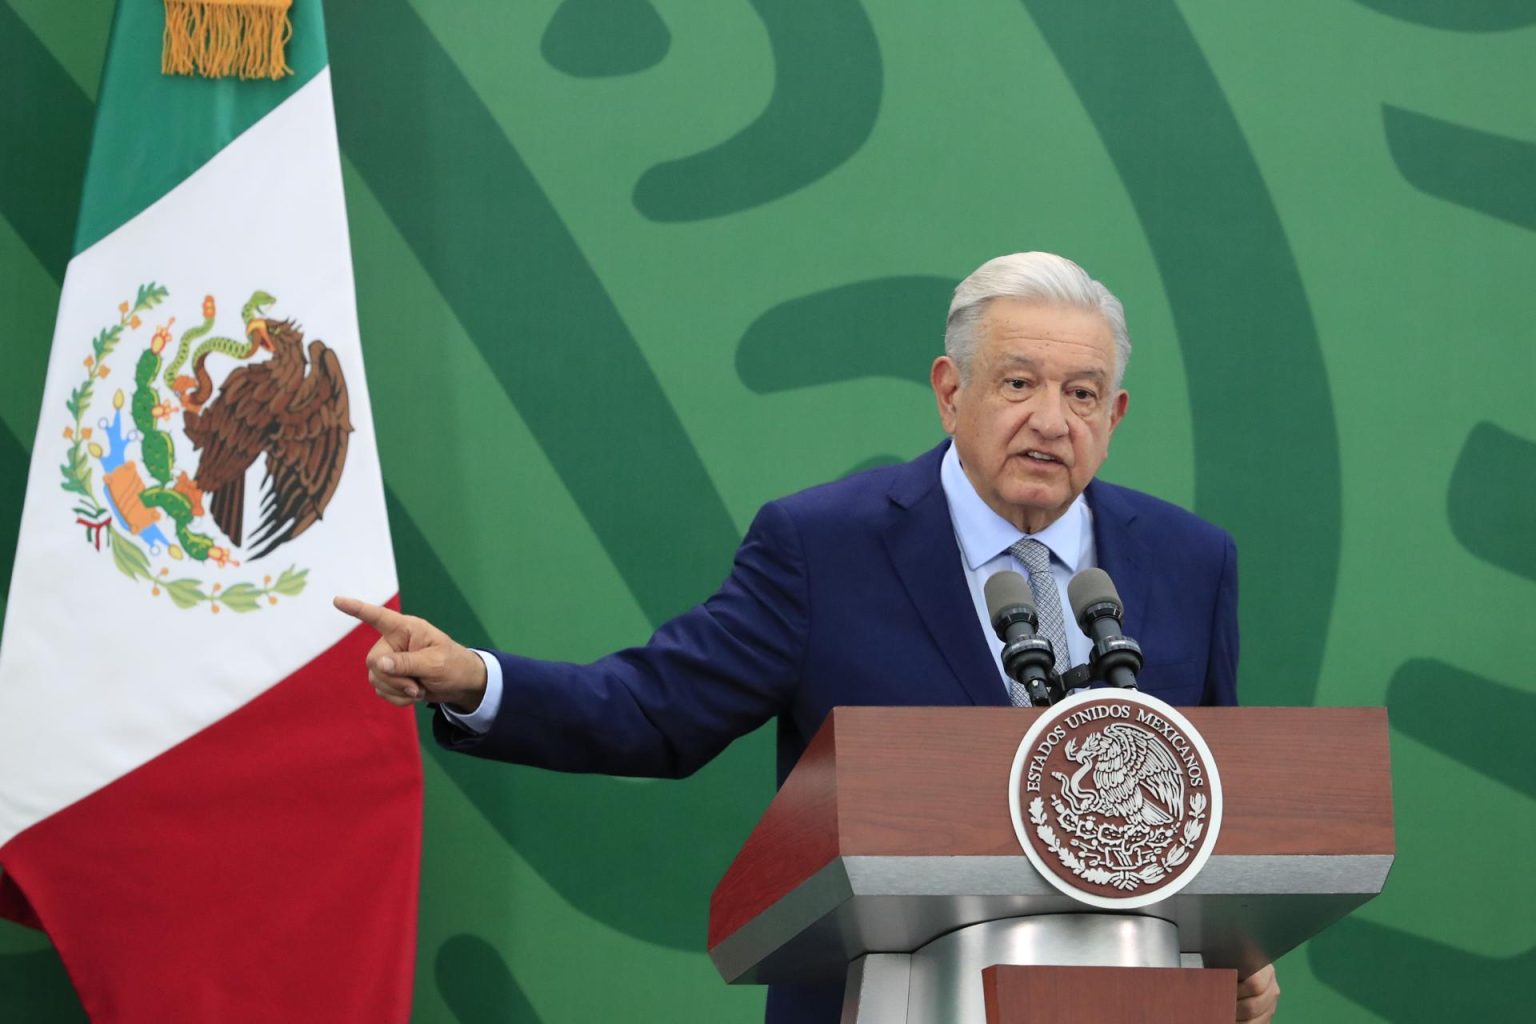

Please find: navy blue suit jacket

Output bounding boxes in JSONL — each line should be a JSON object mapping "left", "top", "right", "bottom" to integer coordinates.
{"left": 435, "top": 442, "right": 1239, "bottom": 1021}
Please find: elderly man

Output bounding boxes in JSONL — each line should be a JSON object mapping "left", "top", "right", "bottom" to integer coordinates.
{"left": 338, "top": 252, "right": 1279, "bottom": 1022}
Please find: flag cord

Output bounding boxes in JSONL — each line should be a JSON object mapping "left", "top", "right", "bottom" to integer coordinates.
{"left": 161, "top": 0, "right": 293, "bottom": 81}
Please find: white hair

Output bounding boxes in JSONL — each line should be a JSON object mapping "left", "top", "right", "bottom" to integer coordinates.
{"left": 944, "top": 252, "right": 1131, "bottom": 388}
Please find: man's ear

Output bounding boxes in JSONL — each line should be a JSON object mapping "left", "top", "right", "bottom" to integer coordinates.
{"left": 932, "top": 356, "right": 962, "bottom": 434}
{"left": 1108, "top": 389, "right": 1129, "bottom": 435}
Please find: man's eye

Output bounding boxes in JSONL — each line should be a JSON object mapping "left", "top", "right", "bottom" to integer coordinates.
{"left": 1005, "top": 378, "right": 1031, "bottom": 391}
{"left": 1071, "top": 388, "right": 1097, "bottom": 402}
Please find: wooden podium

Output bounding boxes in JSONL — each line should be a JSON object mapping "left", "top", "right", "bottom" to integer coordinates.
{"left": 708, "top": 706, "right": 1393, "bottom": 1022}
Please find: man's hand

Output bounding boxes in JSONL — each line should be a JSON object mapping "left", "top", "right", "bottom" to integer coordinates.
{"left": 333, "top": 596, "right": 488, "bottom": 714}
{"left": 1236, "top": 963, "right": 1280, "bottom": 1022}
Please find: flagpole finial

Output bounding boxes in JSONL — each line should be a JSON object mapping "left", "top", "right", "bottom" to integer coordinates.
{"left": 162, "top": 0, "right": 294, "bottom": 81}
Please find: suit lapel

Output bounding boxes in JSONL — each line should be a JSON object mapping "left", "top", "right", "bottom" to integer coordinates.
{"left": 882, "top": 445, "right": 1008, "bottom": 707}
{"left": 1086, "top": 480, "right": 1149, "bottom": 642}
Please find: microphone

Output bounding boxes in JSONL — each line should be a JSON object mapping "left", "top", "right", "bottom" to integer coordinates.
{"left": 984, "top": 571, "right": 1057, "bottom": 706}
{"left": 1067, "top": 568, "right": 1143, "bottom": 690}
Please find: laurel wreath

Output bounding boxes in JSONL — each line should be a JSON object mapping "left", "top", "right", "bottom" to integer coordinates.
{"left": 60, "top": 285, "right": 309, "bottom": 612}
{"left": 1165, "top": 792, "right": 1207, "bottom": 869}
{"left": 60, "top": 284, "right": 160, "bottom": 519}
{"left": 1030, "top": 791, "right": 1209, "bottom": 892}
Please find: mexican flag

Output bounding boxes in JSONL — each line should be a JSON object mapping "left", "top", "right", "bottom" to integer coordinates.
{"left": 0, "top": 3, "right": 421, "bottom": 1020}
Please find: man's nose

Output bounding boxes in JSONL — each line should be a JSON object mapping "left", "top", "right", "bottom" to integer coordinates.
{"left": 1027, "top": 389, "right": 1069, "bottom": 438}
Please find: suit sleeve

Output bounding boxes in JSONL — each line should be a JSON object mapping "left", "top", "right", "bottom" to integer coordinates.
{"left": 433, "top": 499, "right": 811, "bottom": 778}
{"left": 1202, "top": 532, "right": 1239, "bottom": 706}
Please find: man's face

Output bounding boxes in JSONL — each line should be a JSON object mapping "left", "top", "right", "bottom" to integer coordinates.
{"left": 932, "top": 299, "right": 1129, "bottom": 533}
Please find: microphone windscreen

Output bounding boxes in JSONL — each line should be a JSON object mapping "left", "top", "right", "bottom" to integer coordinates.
{"left": 1068, "top": 567, "right": 1123, "bottom": 624}
{"left": 984, "top": 570, "right": 1035, "bottom": 623}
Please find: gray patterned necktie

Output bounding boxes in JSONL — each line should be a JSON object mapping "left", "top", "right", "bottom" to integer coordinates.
{"left": 1007, "top": 676, "right": 1035, "bottom": 708}
{"left": 1008, "top": 539, "right": 1072, "bottom": 679}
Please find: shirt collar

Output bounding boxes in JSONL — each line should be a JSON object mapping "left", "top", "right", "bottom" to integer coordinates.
{"left": 940, "top": 441, "right": 1088, "bottom": 571}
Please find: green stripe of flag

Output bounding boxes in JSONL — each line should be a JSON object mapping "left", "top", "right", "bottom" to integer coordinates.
{"left": 73, "top": 0, "right": 329, "bottom": 255}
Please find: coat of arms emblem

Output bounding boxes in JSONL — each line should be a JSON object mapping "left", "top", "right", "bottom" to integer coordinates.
{"left": 1008, "top": 689, "right": 1223, "bottom": 909}
{"left": 59, "top": 283, "right": 352, "bottom": 611}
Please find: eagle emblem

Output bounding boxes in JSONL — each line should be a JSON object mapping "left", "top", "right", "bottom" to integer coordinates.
{"left": 1053, "top": 722, "right": 1186, "bottom": 828}
{"left": 59, "top": 283, "right": 350, "bottom": 611}
{"left": 1008, "top": 690, "right": 1223, "bottom": 908}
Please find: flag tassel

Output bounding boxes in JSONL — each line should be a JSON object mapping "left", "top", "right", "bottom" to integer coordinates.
{"left": 162, "top": 0, "right": 293, "bottom": 81}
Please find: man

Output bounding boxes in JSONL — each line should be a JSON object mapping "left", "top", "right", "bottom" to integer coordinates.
{"left": 337, "top": 252, "right": 1279, "bottom": 1022}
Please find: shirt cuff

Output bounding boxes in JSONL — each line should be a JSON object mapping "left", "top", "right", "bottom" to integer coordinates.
{"left": 440, "top": 649, "right": 503, "bottom": 735}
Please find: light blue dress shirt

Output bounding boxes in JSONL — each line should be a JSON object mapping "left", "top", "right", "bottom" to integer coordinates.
{"left": 447, "top": 442, "right": 1098, "bottom": 730}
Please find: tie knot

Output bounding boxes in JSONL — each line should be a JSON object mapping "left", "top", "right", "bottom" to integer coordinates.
{"left": 1009, "top": 538, "right": 1053, "bottom": 575}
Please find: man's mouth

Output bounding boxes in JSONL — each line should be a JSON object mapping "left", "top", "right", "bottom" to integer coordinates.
{"left": 1020, "top": 449, "right": 1064, "bottom": 465}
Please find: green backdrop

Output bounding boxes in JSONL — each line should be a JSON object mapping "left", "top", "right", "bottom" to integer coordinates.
{"left": 1, "top": 1, "right": 1531, "bottom": 1019}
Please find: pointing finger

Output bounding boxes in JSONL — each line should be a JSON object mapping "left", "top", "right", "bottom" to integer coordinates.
{"left": 334, "top": 595, "right": 403, "bottom": 632}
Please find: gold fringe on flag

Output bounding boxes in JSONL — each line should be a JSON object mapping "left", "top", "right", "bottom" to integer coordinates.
{"left": 162, "top": 0, "right": 293, "bottom": 80}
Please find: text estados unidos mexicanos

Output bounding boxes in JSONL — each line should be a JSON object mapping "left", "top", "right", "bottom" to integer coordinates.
{"left": 1024, "top": 703, "right": 1205, "bottom": 792}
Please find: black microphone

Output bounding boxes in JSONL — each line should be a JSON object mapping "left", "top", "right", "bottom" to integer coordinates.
{"left": 1067, "top": 568, "right": 1143, "bottom": 690}
{"left": 984, "top": 571, "right": 1057, "bottom": 706}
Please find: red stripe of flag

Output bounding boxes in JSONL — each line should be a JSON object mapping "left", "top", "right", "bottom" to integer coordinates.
{"left": 0, "top": 598, "right": 420, "bottom": 1022}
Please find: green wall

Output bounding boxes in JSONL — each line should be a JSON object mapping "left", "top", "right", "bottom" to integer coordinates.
{"left": 1, "top": 1, "right": 1531, "bottom": 1019}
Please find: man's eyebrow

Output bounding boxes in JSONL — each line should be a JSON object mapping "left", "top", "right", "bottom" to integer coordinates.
{"left": 994, "top": 356, "right": 1108, "bottom": 384}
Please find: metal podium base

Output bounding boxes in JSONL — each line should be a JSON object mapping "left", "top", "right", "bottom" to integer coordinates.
{"left": 840, "top": 914, "right": 1180, "bottom": 1024}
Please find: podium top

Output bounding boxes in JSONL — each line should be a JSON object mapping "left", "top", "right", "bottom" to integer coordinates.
{"left": 709, "top": 705, "right": 1392, "bottom": 984}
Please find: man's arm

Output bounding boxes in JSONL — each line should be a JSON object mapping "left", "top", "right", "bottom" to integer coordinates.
{"left": 338, "top": 499, "right": 812, "bottom": 779}
{"left": 439, "top": 500, "right": 812, "bottom": 778}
